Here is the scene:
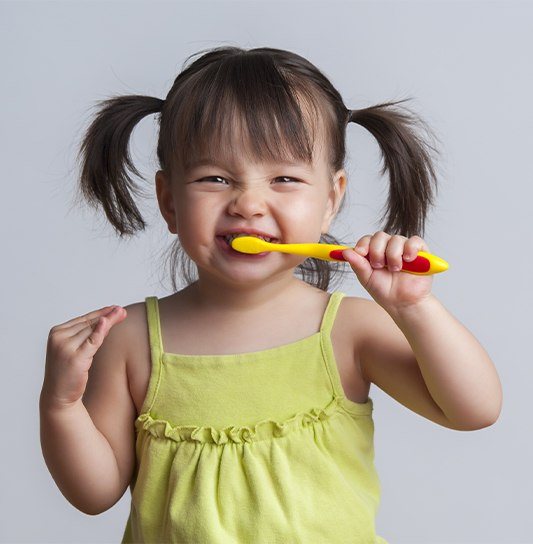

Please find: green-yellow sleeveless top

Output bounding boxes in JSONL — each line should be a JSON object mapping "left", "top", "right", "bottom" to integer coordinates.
{"left": 122, "top": 291, "right": 388, "bottom": 543}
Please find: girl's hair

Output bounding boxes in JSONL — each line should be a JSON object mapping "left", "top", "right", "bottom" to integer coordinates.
{"left": 75, "top": 45, "right": 441, "bottom": 292}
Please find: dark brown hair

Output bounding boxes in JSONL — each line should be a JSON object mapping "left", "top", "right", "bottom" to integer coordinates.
{"left": 75, "top": 46, "right": 441, "bottom": 292}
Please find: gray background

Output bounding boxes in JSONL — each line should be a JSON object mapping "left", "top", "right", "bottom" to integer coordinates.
{"left": 1, "top": 1, "right": 531, "bottom": 542}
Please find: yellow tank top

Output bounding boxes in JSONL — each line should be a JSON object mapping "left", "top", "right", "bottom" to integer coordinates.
{"left": 122, "top": 291, "right": 388, "bottom": 543}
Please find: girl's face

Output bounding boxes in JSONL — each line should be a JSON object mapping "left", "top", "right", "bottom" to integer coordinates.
{"left": 156, "top": 141, "right": 346, "bottom": 287}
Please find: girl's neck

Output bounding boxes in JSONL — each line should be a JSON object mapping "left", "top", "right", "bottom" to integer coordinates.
{"left": 180, "top": 275, "right": 315, "bottom": 316}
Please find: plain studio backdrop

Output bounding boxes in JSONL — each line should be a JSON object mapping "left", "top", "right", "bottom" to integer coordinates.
{"left": 1, "top": 1, "right": 531, "bottom": 543}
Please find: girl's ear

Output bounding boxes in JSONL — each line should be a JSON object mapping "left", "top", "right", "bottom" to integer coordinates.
{"left": 321, "top": 169, "right": 347, "bottom": 233}
{"left": 155, "top": 170, "right": 177, "bottom": 234}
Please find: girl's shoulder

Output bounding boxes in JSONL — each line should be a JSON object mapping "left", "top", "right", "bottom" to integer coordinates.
{"left": 120, "top": 299, "right": 151, "bottom": 358}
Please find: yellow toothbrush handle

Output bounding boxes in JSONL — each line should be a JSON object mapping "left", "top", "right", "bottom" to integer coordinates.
{"left": 272, "top": 242, "right": 350, "bottom": 260}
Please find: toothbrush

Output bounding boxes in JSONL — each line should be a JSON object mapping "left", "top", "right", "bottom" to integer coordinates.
{"left": 230, "top": 236, "right": 449, "bottom": 275}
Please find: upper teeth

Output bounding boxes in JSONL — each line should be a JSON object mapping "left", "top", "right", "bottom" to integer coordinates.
{"left": 225, "top": 233, "right": 272, "bottom": 242}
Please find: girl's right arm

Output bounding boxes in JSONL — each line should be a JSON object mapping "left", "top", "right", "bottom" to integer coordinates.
{"left": 39, "top": 305, "right": 133, "bottom": 516}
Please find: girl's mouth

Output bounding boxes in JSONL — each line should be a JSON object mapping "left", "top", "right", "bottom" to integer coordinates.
{"left": 215, "top": 235, "right": 270, "bottom": 258}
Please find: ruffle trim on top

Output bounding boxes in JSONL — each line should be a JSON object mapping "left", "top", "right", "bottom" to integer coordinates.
{"left": 135, "top": 395, "right": 350, "bottom": 445}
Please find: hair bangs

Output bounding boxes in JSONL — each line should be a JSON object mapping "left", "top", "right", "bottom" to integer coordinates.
{"left": 165, "top": 54, "right": 327, "bottom": 177}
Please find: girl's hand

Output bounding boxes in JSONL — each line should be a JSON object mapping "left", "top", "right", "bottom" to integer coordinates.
{"left": 41, "top": 305, "right": 127, "bottom": 411}
{"left": 342, "top": 231, "right": 433, "bottom": 314}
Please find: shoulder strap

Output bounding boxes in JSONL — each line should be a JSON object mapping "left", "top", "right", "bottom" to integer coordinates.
{"left": 319, "top": 291, "right": 346, "bottom": 336}
{"left": 145, "top": 296, "right": 164, "bottom": 360}
{"left": 139, "top": 296, "right": 164, "bottom": 415}
{"left": 319, "top": 291, "right": 348, "bottom": 400}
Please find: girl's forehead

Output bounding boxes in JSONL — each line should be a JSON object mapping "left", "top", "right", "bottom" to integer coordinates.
{"left": 184, "top": 156, "right": 316, "bottom": 173}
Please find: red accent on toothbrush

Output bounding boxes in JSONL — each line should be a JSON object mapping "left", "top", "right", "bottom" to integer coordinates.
{"left": 329, "top": 249, "right": 348, "bottom": 261}
{"left": 329, "top": 250, "right": 431, "bottom": 273}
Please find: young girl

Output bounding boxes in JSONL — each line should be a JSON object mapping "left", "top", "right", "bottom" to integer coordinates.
{"left": 39, "top": 46, "right": 502, "bottom": 543}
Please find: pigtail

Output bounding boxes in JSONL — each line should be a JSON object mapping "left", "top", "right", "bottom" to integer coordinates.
{"left": 75, "top": 95, "right": 164, "bottom": 237}
{"left": 348, "top": 98, "right": 441, "bottom": 238}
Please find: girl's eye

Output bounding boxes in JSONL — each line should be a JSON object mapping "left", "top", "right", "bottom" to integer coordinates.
{"left": 276, "top": 176, "right": 300, "bottom": 184}
{"left": 199, "top": 176, "right": 227, "bottom": 184}
{"left": 197, "top": 176, "right": 300, "bottom": 184}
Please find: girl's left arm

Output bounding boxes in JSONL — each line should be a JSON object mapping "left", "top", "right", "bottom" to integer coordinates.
{"left": 343, "top": 231, "right": 503, "bottom": 430}
{"left": 388, "top": 293, "right": 503, "bottom": 429}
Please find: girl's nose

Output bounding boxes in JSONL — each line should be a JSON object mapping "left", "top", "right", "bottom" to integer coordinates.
{"left": 227, "top": 189, "right": 268, "bottom": 216}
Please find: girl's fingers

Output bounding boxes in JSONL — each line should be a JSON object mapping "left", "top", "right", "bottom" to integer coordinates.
{"left": 352, "top": 232, "right": 429, "bottom": 271}
{"left": 385, "top": 235, "right": 408, "bottom": 271}
{"left": 52, "top": 305, "right": 121, "bottom": 332}
{"left": 69, "top": 314, "right": 106, "bottom": 351}
{"left": 367, "top": 231, "right": 391, "bottom": 268}
{"left": 50, "top": 306, "right": 126, "bottom": 350}
{"left": 69, "top": 307, "right": 127, "bottom": 354}
{"left": 71, "top": 307, "right": 124, "bottom": 337}
{"left": 353, "top": 235, "right": 371, "bottom": 255}
{"left": 404, "top": 235, "right": 429, "bottom": 260}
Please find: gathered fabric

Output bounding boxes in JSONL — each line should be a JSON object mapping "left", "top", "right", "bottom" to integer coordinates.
{"left": 122, "top": 291, "right": 388, "bottom": 543}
